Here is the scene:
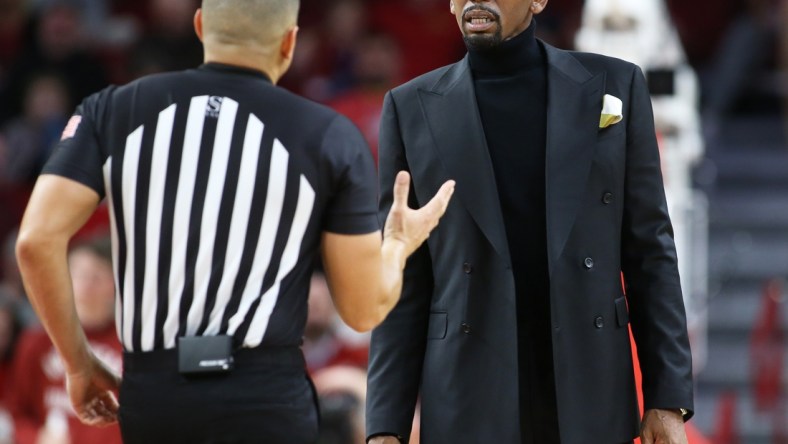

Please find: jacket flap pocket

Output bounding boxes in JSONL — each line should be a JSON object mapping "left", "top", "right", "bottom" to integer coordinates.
{"left": 427, "top": 312, "right": 448, "bottom": 340}
{"left": 614, "top": 297, "right": 629, "bottom": 328}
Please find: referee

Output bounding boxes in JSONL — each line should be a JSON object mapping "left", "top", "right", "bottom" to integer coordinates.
{"left": 15, "top": 1, "right": 454, "bottom": 443}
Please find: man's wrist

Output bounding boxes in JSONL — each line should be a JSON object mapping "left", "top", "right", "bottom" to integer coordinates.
{"left": 645, "top": 407, "right": 689, "bottom": 420}
{"left": 367, "top": 433, "right": 403, "bottom": 444}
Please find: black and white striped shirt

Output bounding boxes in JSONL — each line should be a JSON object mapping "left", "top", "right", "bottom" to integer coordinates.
{"left": 43, "top": 63, "right": 379, "bottom": 353}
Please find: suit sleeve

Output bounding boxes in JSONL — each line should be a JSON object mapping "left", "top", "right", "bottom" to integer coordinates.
{"left": 366, "top": 91, "right": 433, "bottom": 442}
{"left": 621, "top": 66, "right": 694, "bottom": 418}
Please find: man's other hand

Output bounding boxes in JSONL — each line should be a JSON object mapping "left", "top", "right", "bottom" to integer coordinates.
{"left": 641, "top": 408, "right": 688, "bottom": 444}
{"left": 66, "top": 354, "right": 121, "bottom": 427}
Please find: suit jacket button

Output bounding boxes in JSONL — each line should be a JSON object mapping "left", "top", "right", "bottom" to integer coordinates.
{"left": 461, "top": 323, "right": 471, "bottom": 334}
{"left": 602, "top": 192, "right": 614, "bottom": 204}
{"left": 463, "top": 263, "right": 473, "bottom": 274}
{"left": 594, "top": 316, "right": 605, "bottom": 329}
{"left": 584, "top": 257, "right": 594, "bottom": 269}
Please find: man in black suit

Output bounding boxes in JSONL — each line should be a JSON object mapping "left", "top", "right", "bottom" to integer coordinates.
{"left": 366, "top": 1, "right": 694, "bottom": 443}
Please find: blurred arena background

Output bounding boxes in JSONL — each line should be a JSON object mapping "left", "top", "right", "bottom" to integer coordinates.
{"left": 0, "top": 0, "right": 784, "bottom": 443}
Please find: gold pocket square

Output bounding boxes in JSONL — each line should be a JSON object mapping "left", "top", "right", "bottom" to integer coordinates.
{"left": 599, "top": 94, "right": 623, "bottom": 129}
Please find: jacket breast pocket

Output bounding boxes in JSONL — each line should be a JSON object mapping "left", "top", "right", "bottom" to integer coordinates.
{"left": 614, "top": 296, "right": 629, "bottom": 328}
{"left": 427, "top": 312, "right": 448, "bottom": 340}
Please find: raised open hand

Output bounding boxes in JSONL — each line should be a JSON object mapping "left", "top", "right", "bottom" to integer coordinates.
{"left": 383, "top": 171, "right": 455, "bottom": 256}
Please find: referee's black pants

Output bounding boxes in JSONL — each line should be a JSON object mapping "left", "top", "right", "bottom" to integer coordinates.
{"left": 119, "top": 347, "right": 319, "bottom": 444}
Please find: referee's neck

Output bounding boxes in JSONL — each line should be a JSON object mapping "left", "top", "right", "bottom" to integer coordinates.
{"left": 203, "top": 49, "right": 282, "bottom": 84}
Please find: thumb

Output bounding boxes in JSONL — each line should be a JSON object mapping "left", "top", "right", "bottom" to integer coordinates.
{"left": 420, "top": 179, "right": 455, "bottom": 221}
{"left": 391, "top": 171, "right": 411, "bottom": 210}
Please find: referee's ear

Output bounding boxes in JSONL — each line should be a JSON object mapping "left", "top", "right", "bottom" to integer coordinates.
{"left": 278, "top": 26, "right": 299, "bottom": 71}
{"left": 194, "top": 8, "right": 205, "bottom": 42}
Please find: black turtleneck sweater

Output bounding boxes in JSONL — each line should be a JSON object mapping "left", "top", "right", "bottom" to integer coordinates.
{"left": 468, "top": 23, "right": 559, "bottom": 444}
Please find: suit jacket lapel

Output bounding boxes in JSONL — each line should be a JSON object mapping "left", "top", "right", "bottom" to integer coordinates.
{"left": 418, "top": 58, "right": 511, "bottom": 267}
{"left": 543, "top": 43, "right": 605, "bottom": 273}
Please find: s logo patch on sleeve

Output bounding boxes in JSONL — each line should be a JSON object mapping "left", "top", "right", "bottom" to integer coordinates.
{"left": 61, "top": 115, "right": 82, "bottom": 140}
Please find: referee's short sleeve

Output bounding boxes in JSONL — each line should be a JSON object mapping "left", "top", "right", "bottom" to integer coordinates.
{"left": 321, "top": 115, "right": 380, "bottom": 235}
{"left": 41, "top": 89, "right": 110, "bottom": 199}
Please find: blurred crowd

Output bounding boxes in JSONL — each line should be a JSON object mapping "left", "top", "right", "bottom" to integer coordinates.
{"left": 0, "top": 0, "right": 783, "bottom": 443}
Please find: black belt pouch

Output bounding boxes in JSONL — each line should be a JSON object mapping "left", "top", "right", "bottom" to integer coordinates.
{"left": 177, "top": 335, "right": 234, "bottom": 375}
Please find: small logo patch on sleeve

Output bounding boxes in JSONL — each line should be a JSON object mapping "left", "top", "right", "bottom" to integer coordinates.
{"left": 61, "top": 115, "right": 82, "bottom": 140}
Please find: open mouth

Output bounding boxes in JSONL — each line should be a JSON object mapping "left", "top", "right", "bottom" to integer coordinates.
{"left": 463, "top": 9, "right": 497, "bottom": 32}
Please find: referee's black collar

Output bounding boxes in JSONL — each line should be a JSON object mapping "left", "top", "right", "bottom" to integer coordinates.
{"left": 199, "top": 62, "right": 272, "bottom": 83}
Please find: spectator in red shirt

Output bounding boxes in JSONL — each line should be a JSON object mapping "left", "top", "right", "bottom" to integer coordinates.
{"left": 7, "top": 237, "right": 121, "bottom": 444}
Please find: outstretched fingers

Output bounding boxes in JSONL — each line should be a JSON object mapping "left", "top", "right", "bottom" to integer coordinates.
{"left": 391, "top": 171, "right": 455, "bottom": 222}
{"left": 419, "top": 179, "right": 456, "bottom": 226}
{"left": 382, "top": 173, "right": 456, "bottom": 258}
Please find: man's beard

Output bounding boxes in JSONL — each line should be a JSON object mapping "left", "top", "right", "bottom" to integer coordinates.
{"left": 461, "top": 4, "right": 503, "bottom": 51}
{"left": 463, "top": 29, "right": 504, "bottom": 51}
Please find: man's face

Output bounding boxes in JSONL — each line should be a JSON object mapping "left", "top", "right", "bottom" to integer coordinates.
{"left": 450, "top": 0, "right": 542, "bottom": 50}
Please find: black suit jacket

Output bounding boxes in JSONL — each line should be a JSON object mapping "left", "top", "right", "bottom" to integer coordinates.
{"left": 366, "top": 41, "right": 694, "bottom": 444}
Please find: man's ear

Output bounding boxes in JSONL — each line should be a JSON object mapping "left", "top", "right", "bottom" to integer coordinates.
{"left": 531, "top": 0, "right": 548, "bottom": 15}
{"left": 450, "top": 1, "right": 455, "bottom": 15}
{"left": 194, "top": 8, "right": 204, "bottom": 42}
{"left": 280, "top": 26, "right": 299, "bottom": 63}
